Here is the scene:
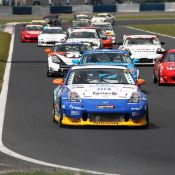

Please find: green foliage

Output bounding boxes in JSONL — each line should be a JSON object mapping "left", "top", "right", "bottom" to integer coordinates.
{"left": 129, "top": 24, "right": 175, "bottom": 37}
{"left": 0, "top": 31, "right": 11, "bottom": 91}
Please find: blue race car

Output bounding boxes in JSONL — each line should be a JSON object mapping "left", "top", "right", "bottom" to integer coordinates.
{"left": 73, "top": 49, "right": 139, "bottom": 81}
{"left": 52, "top": 65, "right": 149, "bottom": 128}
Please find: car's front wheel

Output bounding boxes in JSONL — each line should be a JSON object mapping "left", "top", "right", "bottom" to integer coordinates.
{"left": 53, "top": 103, "right": 63, "bottom": 127}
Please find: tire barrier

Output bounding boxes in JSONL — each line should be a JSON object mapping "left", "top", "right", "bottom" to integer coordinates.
{"left": 50, "top": 6, "right": 72, "bottom": 14}
{"left": 12, "top": 7, "right": 32, "bottom": 15}
{"left": 140, "top": 3, "right": 165, "bottom": 11}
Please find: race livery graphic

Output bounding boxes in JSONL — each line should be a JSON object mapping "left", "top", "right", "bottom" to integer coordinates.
{"left": 52, "top": 65, "right": 149, "bottom": 127}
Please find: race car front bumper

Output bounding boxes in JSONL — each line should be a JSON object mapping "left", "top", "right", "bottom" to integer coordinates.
{"left": 57, "top": 100, "right": 148, "bottom": 127}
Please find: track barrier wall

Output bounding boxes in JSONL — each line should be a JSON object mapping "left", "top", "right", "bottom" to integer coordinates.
{"left": 12, "top": 7, "right": 32, "bottom": 15}
{"left": 50, "top": 6, "right": 72, "bottom": 14}
{"left": 0, "top": 3, "right": 175, "bottom": 15}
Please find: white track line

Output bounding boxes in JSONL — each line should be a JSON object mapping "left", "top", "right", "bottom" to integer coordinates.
{"left": 0, "top": 25, "right": 120, "bottom": 175}
{"left": 126, "top": 26, "right": 175, "bottom": 39}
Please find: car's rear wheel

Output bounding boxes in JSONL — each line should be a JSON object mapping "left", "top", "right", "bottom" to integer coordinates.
{"left": 153, "top": 72, "right": 158, "bottom": 83}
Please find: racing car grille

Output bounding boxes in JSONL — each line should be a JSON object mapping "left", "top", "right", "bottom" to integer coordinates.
{"left": 47, "top": 41, "right": 56, "bottom": 45}
{"left": 89, "top": 113, "right": 124, "bottom": 122}
{"left": 139, "top": 58, "right": 154, "bottom": 63}
{"left": 25, "top": 37, "right": 37, "bottom": 41}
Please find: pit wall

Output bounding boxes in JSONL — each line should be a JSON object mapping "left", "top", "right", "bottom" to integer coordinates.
{"left": 0, "top": 2, "right": 175, "bottom": 15}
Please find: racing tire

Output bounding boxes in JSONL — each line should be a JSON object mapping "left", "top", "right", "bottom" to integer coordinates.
{"left": 157, "top": 74, "right": 162, "bottom": 86}
{"left": 153, "top": 73, "right": 158, "bottom": 84}
{"left": 141, "top": 106, "right": 149, "bottom": 129}
{"left": 53, "top": 103, "right": 63, "bottom": 127}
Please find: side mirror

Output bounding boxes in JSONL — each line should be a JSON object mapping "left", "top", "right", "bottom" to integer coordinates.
{"left": 45, "top": 48, "right": 52, "bottom": 54}
{"left": 132, "top": 58, "right": 140, "bottom": 63}
{"left": 137, "top": 79, "right": 145, "bottom": 86}
{"left": 52, "top": 78, "right": 64, "bottom": 85}
{"left": 72, "top": 59, "right": 80, "bottom": 65}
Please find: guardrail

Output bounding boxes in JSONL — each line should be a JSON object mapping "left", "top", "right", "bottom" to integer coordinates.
{"left": 0, "top": 3, "right": 175, "bottom": 15}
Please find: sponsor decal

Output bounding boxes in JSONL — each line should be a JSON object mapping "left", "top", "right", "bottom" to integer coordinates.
{"left": 71, "top": 110, "right": 80, "bottom": 115}
{"left": 131, "top": 108, "right": 140, "bottom": 110}
{"left": 93, "top": 92, "right": 117, "bottom": 96}
{"left": 93, "top": 121, "right": 121, "bottom": 125}
{"left": 96, "top": 105, "right": 115, "bottom": 109}
{"left": 69, "top": 105, "right": 82, "bottom": 110}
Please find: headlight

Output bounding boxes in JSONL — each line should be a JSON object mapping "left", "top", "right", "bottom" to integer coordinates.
{"left": 129, "top": 92, "right": 141, "bottom": 103}
{"left": 51, "top": 55, "right": 60, "bottom": 63}
{"left": 129, "top": 67, "right": 135, "bottom": 74}
{"left": 69, "top": 91, "right": 81, "bottom": 102}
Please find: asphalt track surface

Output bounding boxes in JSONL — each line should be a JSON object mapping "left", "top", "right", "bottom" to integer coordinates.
{"left": 1, "top": 19, "right": 175, "bottom": 174}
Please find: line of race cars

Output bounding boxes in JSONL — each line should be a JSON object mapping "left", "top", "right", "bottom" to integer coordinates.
{"left": 20, "top": 13, "right": 175, "bottom": 128}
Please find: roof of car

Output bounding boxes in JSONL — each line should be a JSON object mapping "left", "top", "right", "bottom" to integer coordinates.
{"left": 71, "top": 65, "right": 127, "bottom": 70}
{"left": 54, "top": 42, "right": 90, "bottom": 46}
{"left": 71, "top": 28, "right": 97, "bottom": 33}
{"left": 43, "top": 26, "right": 62, "bottom": 29}
{"left": 26, "top": 24, "right": 43, "bottom": 27}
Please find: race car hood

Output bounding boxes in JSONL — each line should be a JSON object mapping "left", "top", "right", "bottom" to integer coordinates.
{"left": 91, "top": 17, "right": 106, "bottom": 22}
{"left": 22, "top": 31, "right": 41, "bottom": 35}
{"left": 67, "top": 38, "right": 100, "bottom": 44}
{"left": 66, "top": 84, "right": 137, "bottom": 100}
{"left": 55, "top": 51, "right": 81, "bottom": 59}
{"left": 39, "top": 34, "right": 66, "bottom": 40}
{"left": 127, "top": 45, "right": 161, "bottom": 53}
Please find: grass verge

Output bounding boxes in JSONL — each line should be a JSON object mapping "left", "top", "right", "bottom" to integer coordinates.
{"left": 128, "top": 24, "right": 175, "bottom": 37}
{"left": 0, "top": 31, "right": 11, "bottom": 92}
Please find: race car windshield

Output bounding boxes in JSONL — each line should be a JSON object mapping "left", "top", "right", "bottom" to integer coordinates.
{"left": 126, "top": 37, "right": 160, "bottom": 45}
{"left": 91, "top": 24, "right": 112, "bottom": 31}
{"left": 82, "top": 53, "right": 131, "bottom": 64}
{"left": 67, "top": 68, "right": 135, "bottom": 85}
{"left": 69, "top": 32, "right": 97, "bottom": 38}
{"left": 42, "top": 28, "right": 63, "bottom": 34}
{"left": 164, "top": 52, "right": 175, "bottom": 62}
{"left": 76, "top": 16, "right": 89, "bottom": 20}
{"left": 53, "top": 44, "right": 92, "bottom": 53}
{"left": 26, "top": 26, "right": 43, "bottom": 31}
{"left": 96, "top": 14, "right": 106, "bottom": 18}
{"left": 73, "top": 21, "right": 90, "bottom": 27}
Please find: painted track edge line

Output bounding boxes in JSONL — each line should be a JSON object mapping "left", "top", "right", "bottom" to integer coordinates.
{"left": 126, "top": 26, "right": 175, "bottom": 39}
{"left": 0, "top": 25, "right": 120, "bottom": 175}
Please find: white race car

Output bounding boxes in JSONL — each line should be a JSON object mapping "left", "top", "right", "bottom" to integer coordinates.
{"left": 91, "top": 13, "right": 115, "bottom": 25}
{"left": 74, "top": 14, "right": 90, "bottom": 22}
{"left": 66, "top": 28, "right": 103, "bottom": 49}
{"left": 38, "top": 26, "right": 67, "bottom": 46}
{"left": 118, "top": 35, "right": 165, "bottom": 65}
{"left": 90, "top": 22, "right": 116, "bottom": 44}
{"left": 45, "top": 42, "right": 93, "bottom": 76}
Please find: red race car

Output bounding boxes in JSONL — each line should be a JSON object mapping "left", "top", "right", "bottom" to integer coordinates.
{"left": 153, "top": 49, "right": 175, "bottom": 85}
{"left": 21, "top": 24, "right": 43, "bottom": 42}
